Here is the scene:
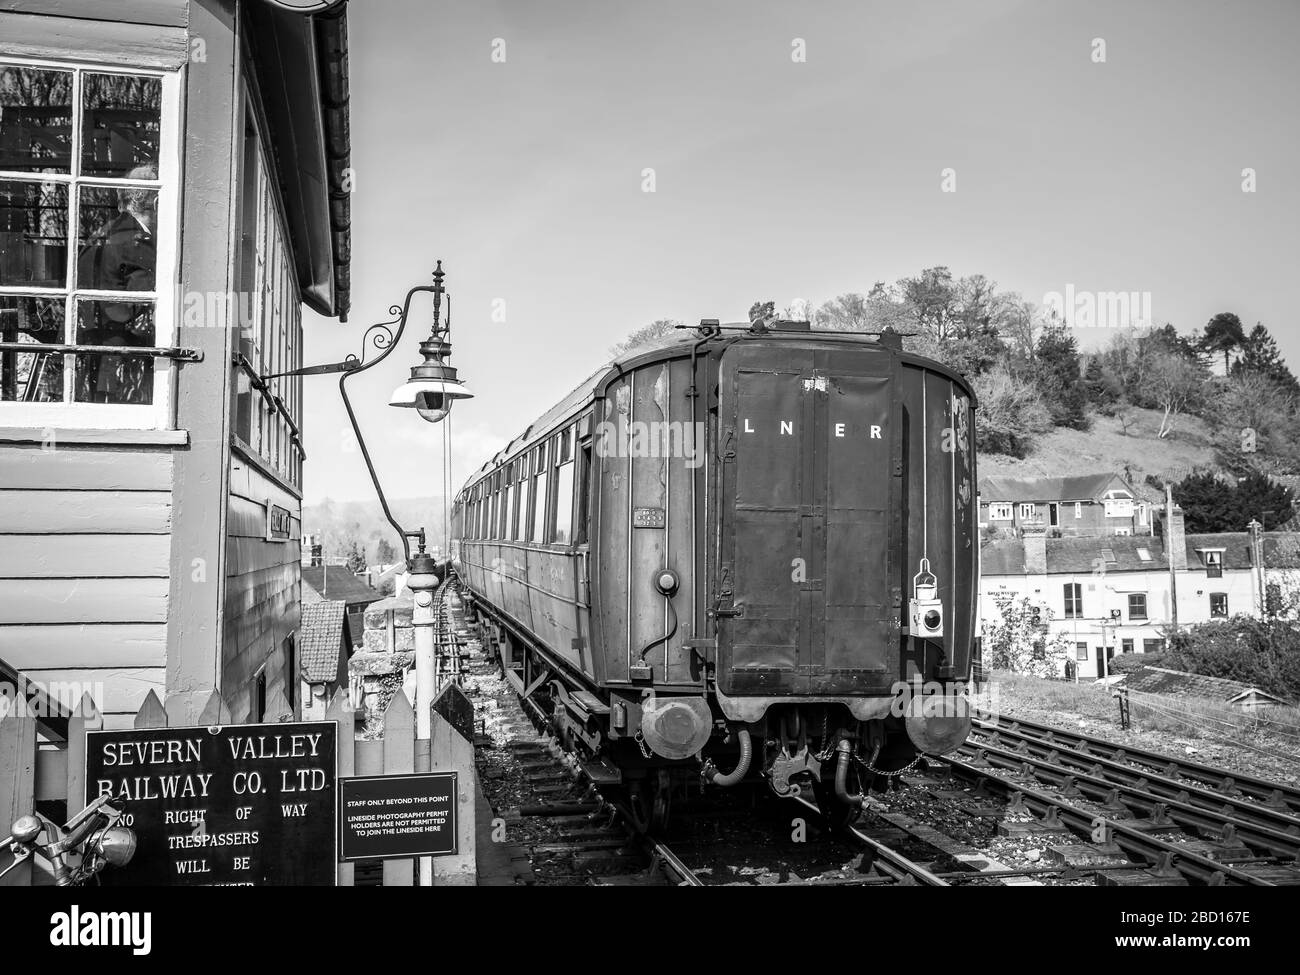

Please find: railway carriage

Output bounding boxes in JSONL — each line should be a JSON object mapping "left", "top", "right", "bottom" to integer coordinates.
{"left": 451, "top": 320, "right": 979, "bottom": 828}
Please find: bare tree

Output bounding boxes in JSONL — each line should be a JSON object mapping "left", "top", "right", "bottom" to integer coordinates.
{"left": 1148, "top": 350, "right": 1206, "bottom": 438}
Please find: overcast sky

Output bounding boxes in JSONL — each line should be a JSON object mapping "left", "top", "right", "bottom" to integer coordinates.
{"left": 302, "top": 0, "right": 1299, "bottom": 503}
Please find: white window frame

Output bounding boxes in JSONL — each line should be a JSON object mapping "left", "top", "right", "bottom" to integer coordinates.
{"left": 1018, "top": 503, "right": 1035, "bottom": 521}
{"left": 1074, "top": 502, "right": 1083, "bottom": 519}
{"left": 989, "top": 502, "right": 1013, "bottom": 521}
{"left": 1104, "top": 498, "right": 1134, "bottom": 518}
{"left": 0, "top": 57, "right": 182, "bottom": 429}
{"left": 1114, "top": 527, "right": 1131, "bottom": 536}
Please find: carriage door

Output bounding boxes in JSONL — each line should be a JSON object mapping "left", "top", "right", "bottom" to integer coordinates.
{"left": 717, "top": 343, "right": 898, "bottom": 699}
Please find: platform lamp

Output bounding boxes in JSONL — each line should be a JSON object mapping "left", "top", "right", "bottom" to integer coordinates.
{"left": 255, "top": 262, "right": 471, "bottom": 883}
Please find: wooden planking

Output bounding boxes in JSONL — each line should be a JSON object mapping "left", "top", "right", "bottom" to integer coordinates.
{"left": 17, "top": 666, "right": 165, "bottom": 716}
{"left": 0, "top": 623, "right": 166, "bottom": 669}
{"left": 0, "top": 490, "right": 170, "bottom": 534}
{"left": 0, "top": 535, "right": 170, "bottom": 578}
{"left": 228, "top": 494, "right": 268, "bottom": 539}
{"left": 0, "top": 10, "right": 189, "bottom": 67}
{"left": 230, "top": 453, "right": 303, "bottom": 513}
{"left": 0, "top": 0, "right": 188, "bottom": 28}
{"left": 0, "top": 578, "right": 168, "bottom": 624}
{"left": 225, "top": 535, "right": 301, "bottom": 576}
{"left": 0, "top": 444, "right": 172, "bottom": 491}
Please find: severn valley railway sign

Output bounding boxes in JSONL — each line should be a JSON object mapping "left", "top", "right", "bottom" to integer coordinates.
{"left": 85, "top": 722, "right": 337, "bottom": 886}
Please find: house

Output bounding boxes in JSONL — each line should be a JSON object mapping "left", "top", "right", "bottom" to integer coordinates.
{"left": 302, "top": 564, "right": 379, "bottom": 649}
{"left": 980, "top": 505, "right": 1300, "bottom": 679}
{"left": 979, "top": 472, "right": 1154, "bottom": 537}
{"left": 0, "top": 1, "right": 351, "bottom": 726}
{"left": 296, "top": 598, "right": 351, "bottom": 720}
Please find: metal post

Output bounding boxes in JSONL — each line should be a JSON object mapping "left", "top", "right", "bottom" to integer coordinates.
{"left": 405, "top": 541, "right": 441, "bottom": 887}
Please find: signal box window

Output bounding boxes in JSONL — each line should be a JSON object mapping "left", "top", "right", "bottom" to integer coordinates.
{"left": 1, "top": 63, "right": 178, "bottom": 427}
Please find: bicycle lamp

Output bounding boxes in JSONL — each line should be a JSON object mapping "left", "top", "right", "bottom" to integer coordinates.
{"left": 907, "top": 558, "right": 944, "bottom": 639}
{"left": 93, "top": 825, "right": 137, "bottom": 868}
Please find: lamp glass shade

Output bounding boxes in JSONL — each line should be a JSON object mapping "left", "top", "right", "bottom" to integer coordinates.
{"left": 389, "top": 377, "right": 473, "bottom": 407}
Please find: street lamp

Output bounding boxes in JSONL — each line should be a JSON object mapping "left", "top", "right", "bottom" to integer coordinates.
{"left": 255, "top": 260, "right": 471, "bottom": 887}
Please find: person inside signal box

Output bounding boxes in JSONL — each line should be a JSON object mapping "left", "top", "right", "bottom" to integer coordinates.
{"left": 75, "top": 162, "right": 158, "bottom": 404}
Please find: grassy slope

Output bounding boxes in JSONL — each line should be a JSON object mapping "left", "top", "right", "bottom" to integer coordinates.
{"left": 978, "top": 406, "right": 1221, "bottom": 486}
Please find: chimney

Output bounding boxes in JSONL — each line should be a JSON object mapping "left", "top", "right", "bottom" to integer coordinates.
{"left": 1022, "top": 525, "right": 1048, "bottom": 575}
{"left": 1164, "top": 504, "right": 1187, "bottom": 571}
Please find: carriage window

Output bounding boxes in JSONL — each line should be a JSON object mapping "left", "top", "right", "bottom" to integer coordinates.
{"left": 575, "top": 437, "right": 592, "bottom": 545}
{"left": 503, "top": 464, "right": 515, "bottom": 540}
{"left": 512, "top": 458, "right": 527, "bottom": 541}
{"left": 531, "top": 442, "right": 549, "bottom": 543}
{"left": 0, "top": 62, "right": 177, "bottom": 426}
{"left": 553, "top": 427, "right": 575, "bottom": 544}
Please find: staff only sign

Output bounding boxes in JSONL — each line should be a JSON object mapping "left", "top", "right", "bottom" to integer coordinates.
{"left": 85, "top": 722, "right": 337, "bottom": 886}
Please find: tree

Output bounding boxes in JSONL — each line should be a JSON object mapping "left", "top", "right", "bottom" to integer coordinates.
{"left": 971, "top": 364, "right": 1053, "bottom": 457}
{"left": 1033, "top": 327, "right": 1089, "bottom": 429}
{"left": 1234, "top": 323, "right": 1299, "bottom": 395}
{"left": 815, "top": 293, "right": 871, "bottom": 331}
{"left": 345, "top": 540, "right": 367, "bottom": 574}
{"left": 1147, "top": 350, "right": 1207, "bottom": 437}
{"left": 1234, "top": 471, "right": 1296, "bottom": 531}
{"left": 375, "top": 537, "right": 397, "bottom": 566}
{"left": 1082, "top": 356, "right": 1122, "bottom": 413}
{"left": 1200, "top": 312, "right": 1246, "bottom": 374}
{"left": 1173, "top": 470, "right": 1295, "bottom": 532}
{"left": 1210, "top": 370, "right": 1300, "bottom": 475}
{"left": 1172, "top": 472, "right": 1237, "bottom": 532}
{"left": 609, "top": 318, "right": 681, "bottom": 358}
{"left": 1167, "top": 617, "right": 1300, "bottom": 702}
{"left": 981, "top": 596, "right": 1072, "bottom": 678}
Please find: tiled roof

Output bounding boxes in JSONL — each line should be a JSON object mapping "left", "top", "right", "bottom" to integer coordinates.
{"left": 979, "top": 472, "right": 1128, "bottom": 504}
{"left": 299, "top": 599, "right": 350, "bottom": 683}
{"left": 1121, "top": 665, "right": 1291, "bottom": 705}
{"left": 981, "top": 531, "right": 1300, "bottom": 575}
{"left": 301, "top": 566, "right": 380, "bottom": 606}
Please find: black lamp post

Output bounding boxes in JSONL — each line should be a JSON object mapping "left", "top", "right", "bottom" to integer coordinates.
{"left": 261, "top": 260, "right": 472, "bottom": 566}
{"left": 261, "top": 262, "right": 471, "bottom": 886}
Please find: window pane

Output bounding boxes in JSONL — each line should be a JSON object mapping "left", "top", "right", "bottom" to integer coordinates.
{"left": 81, "top": 74, "right": 162, "bottom": 178}
{"left": 554, "top": 461, "right": 574, "bottom": 544}
{"left": 0, "top": 66, "right": 73, "bottom": 173}
{"left": 0, "top": 295, "right": 64, "bottom": 402}
{"left": 76, "top": 185, "right": 157, "bottom": 290}
{"left": 0, "top": 179, "right": 68, "bottom": 287}
{"left": 74, "top": 298, "right": 154, "bottom": 404}
{"left": 531, "top": 471, "right": 547, "bottom": 543}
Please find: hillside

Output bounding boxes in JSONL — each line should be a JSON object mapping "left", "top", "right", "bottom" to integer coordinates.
{"left": 977, "top": 406, "right": 1221, "bottom": 488}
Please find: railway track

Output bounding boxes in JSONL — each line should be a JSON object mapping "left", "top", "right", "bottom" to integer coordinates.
{"left": 931, "top": 711, "right": 1300, "bottom": 886}
{"left": 974, "top": 711, "right": 1300, "bottom": 815}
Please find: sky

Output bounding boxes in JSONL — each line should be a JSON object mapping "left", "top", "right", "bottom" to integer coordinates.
{"left": 301, "top": 0, "right": 1300, "bottom": 504}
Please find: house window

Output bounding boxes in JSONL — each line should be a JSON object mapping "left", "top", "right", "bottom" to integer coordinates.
{"left": 1210, "top": 592, "right": 1228, "bottom": 617}
{"left": 1128, "top": 593, "right": 1147, "bottom": 620}
{"left": 1, "top": 62, "right": 181, "bottom": 428}
{"left": 1074, "top": 502, "right": 1083, "bottom": 519}
{"left": 1063, "top": 582, "right": 1083, "bottom": 618}
{"left": 989, "top": 502, "right": 1013, "bottom": 521}
{"left": 1018, "top": 503, "right": 1035, "bottom": 521}
{"left": 1104, "top": 497, "right": 1133, "bottom": 518}
{"left": 1142, "top": 638, "right": 1165, "bottom": 654}
{"left": 1203, "top": 550, "right": 1223, "bottom": 578}
{"left": 1114, "top": 527, "right": 1131, "bottom": 537}
{"left": 1121, "top": 638, "right": 1134, "bottom": 654}
{"left": 553, "top": 426, "right": 575, "bottom": 544}
{"left": 1075, "top": 642, "right": 1088, "bottom": 661}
